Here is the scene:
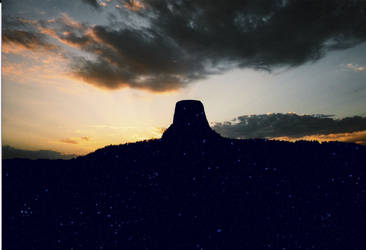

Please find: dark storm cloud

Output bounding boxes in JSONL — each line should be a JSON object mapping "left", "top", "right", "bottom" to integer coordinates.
{"left": 3, "top": 17, "right": 60, "bottom": 52}
{"left": 212, "top": 113, "right": 366, "bottom": 139}
{"left": 142, "top": 0, "right": 366, "bottom": 67}
{"left": 3, "top": 29, "right": 59, "bottom": 51}
{"left": 6, "top": 0, "right": 366, "bottom": 91}
{"left": 71, "top": 25, "right": 206, "bottom": 91}
{"left": 38, "top": 16, "right": 206, "bottom": 91}
{"left": 73, "top": 0, "right": 366, "bottom": 91}
{"left": 81, "top": 0, "right": 100, "bottom": 9}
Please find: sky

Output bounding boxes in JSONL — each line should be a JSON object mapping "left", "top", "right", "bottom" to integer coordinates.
{"left": 2, "top": 0, "right": 366, "bottom": 156}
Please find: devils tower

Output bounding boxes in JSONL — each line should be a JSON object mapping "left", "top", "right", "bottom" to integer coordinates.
{"left": 162, "top": 100, "right": 221, "bottom": 143}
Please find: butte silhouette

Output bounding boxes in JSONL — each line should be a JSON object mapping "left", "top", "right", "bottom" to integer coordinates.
{"left": 162, "top": 100, "right": 221, "bottom": 143}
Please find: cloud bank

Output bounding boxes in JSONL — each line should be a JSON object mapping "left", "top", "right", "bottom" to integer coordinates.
{"left": 81, "top": 0, "right": 100, "bottom": 9}
{"left": 3, "top": 29, "right": 59, "bottom": 52}
{"left": 212, "top": 113, "right": 366, "bottom": 144}
{"left": 4, "top": 0, "right": 366, "bottom": 91}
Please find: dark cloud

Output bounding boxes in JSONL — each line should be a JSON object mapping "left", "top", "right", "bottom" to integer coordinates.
{"left": 81, "top": 0, "right": 100, "bottom": 9}
{"left": 40, "top": 16, "right": 205, "bottom": 91}
{"left": 2, "top": 145, "right": 77, "bottom": 160}
{"left": 2, "top": 17, "right": 60, "bottom": 52}
{"left": 212, "top": 113, "right": 366, "bottom": 139}
{"left": 145, "top": 0, "right": 366, "bottom": 66}
{"left": 3, "top": 29, "right": 59, "bottom": 51}
{"left": 5, "top": 0, "right": 366, "bottom": 91}
{"left": 72, "top": 0, "right": 366, "bottom": 91}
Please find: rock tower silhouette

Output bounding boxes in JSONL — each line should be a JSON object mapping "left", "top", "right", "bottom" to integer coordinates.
{"left": 162, "top": 100, "right": 221, "bottom": 143}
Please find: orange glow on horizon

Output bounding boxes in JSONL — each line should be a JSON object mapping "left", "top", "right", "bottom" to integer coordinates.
{"left": 270, "top": 130, "right": 366, "bottom": 145}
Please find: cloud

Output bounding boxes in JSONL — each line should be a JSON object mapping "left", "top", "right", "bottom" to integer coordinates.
{"left": 81, "top": 136, "right": 90, "bottom": 141}
{"left": 2, "top": 17, "right": 61, "bottom": 54}
{"left": 81, "top": 0, "right": 100, "bottom": 9}
{"left": 212, "top": 113, "right": 366, "bottom": 143}
{"left": 31, "top": 15, "right": 205, "bottom": 91}
{"left": 2, "top": 145, "right": 77, "bottom": 160}
{"left": 123, "top": 0, "right": 144, "bottom": 11}
{"left": 3, "top": 29, "right": 59, "bottom": 52}
{"left": 6, "top": 1, "right": 366, "bottom": 91}
{"left": 346, "top": 63, "right": 366, "bottom": 72}
{"left": 60, "top": 138, "right": 79, "bottom": 144}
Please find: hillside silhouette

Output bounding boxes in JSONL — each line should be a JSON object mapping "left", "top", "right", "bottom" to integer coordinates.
{"left": 3, "top": 100, "right": 366, "bottom": 249}
{"left": 2, "top": 145, "right": 77, "bottom": 160}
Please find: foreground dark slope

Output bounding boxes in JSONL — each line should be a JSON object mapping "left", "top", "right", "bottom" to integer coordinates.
{"left": 4, "top": 138, "right": 366, "bottom": 249}
{"left": 3, "top": 101, "right": 366, "bottom": 249}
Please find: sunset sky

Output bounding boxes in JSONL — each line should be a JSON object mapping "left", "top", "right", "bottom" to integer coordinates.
{"left": 2, "top": 0, "right": 366, "bottom": 155}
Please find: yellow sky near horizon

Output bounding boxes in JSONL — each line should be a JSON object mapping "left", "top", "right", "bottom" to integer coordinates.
{"left": 2, "top": 50, "right": 158, "bottom": 154}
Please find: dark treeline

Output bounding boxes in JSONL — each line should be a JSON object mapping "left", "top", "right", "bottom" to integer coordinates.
{"left": 3, "top": 138, "right": 366, "bottom": 249}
